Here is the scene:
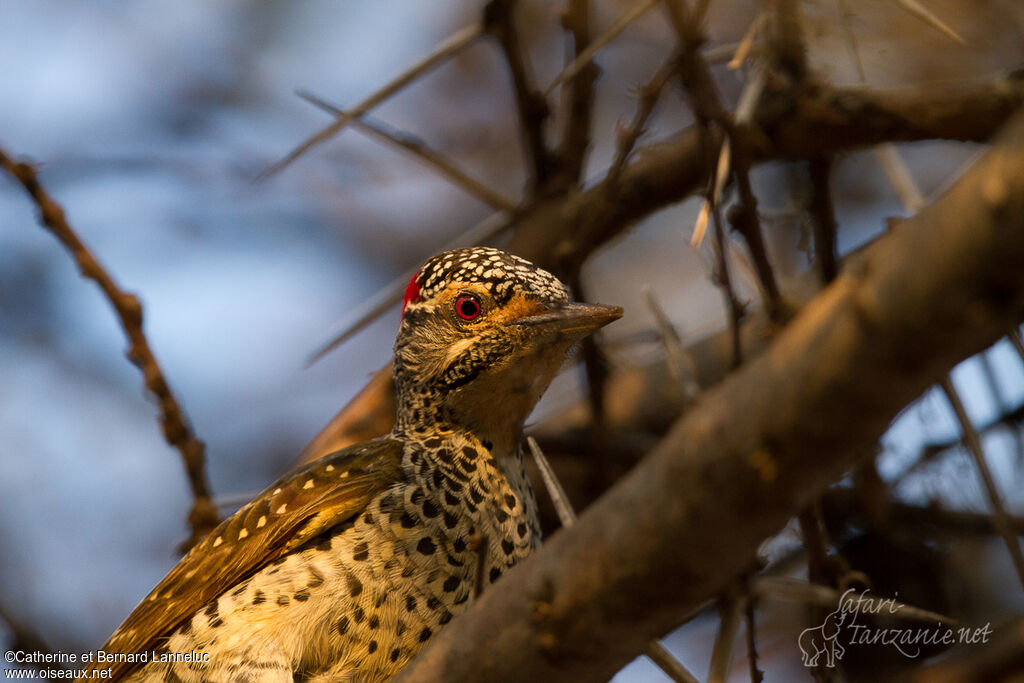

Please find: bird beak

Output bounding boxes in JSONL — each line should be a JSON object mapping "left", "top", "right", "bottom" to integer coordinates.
{"left": 513, "top": 302, "right": 623, "bottom": 337}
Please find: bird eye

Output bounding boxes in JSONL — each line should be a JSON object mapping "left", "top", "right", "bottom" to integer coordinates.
{"left": 455, "top": 294, "right": 482, "bottom": 321}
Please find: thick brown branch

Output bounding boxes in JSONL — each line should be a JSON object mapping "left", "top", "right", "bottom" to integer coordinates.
{"left": 0, "top": 148, "right": 218, "bottom": 550}
{"left": 507, "top": 73, "right": 1024, "bottom": 275}
{"left": 395, "top": 109, "right": 1024, "bottom": 683}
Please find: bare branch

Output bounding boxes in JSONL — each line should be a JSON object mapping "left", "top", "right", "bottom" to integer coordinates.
{"left": 555, "top": 0, "right": 598, "bottom": 186}
{"left": 307, "top": 211, "right": 512, "bottom": 363}
{"left": 0, "top": 148, "right": 218, "bottom": 550}
{"left": 809, "top": 156, "right": 839, "bottom": 283}
{"left": 297, "top": 90, "right": 517, "bottom": 212}
{"left": 259, "top": 23, "right": 483, "bottom": 180}
{"left": 939, "top": 377, "right": 1024, "bottom": 589}
{"left": 544, "top": 0, "right": 659, "bottom": 96}
{"left": 484, "top": 0, "right": 554, "bottom": 191}
{"left": 894, "top": 0, "right": 967, "bottom": 46}
{"left": 395, "top": 109, "right": 1024, "bottom": 683}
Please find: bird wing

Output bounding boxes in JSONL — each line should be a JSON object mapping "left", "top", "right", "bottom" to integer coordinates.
{"left": 86, "top": 437, "right": 405, "bottom": 682}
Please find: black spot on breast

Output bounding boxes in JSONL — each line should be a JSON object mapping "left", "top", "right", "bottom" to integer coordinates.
{"left": 353, "top": 542, "right": 370, "bottom": 561}
{"left": 294, "top": 588, "right": 310, "bottom": 602}
{"left": 354, "top": 607, "right": 365, "bottom": 623}
{"left": 422, "top": 500, "right": 439, "bottom": 518}
{"left": 469, "top": 487, "right": 484, "bottom": 505}
{"left": 368, "top": 640, "right": 378, "bottom": 654}
{"left": 444, "top": 475, "right": 463, "bottom": 493}
{"left": 363, "top": 512, "right": 374, "bottom": 525}
{"left": 277, "top": 595, "right": 290, "bottom": 606}
{"left": 348, "top": 575, "right": 363, "bottom": 597}
{"left": 443, "top": 576, "right": 460, "bottom": 593}
{"left": 501, "top": 539, "right": 515, "bottom": 555}
{"left": 402, "top": 566, "right": 414, "bottom": 578}
{"left": 517, "top": 523, "right": 528, "bottom": 538}
{"left": 368, "top": 615, "right": 379, "bottom": 629}
{"left": 417, "top": 537, "right": 436, "bottom": 555}
{"left": 411, "top": 488, "right": 425, "bottom": 505}
{"left": 481, "top": 439, "right": 494, "bottom": 451}
{"left": 405, "top": 595, "right": 417, "bottom": 612}
{"left": 427, "top": 597, "right": 441, "bottom": 610}
{"left": 337, "top": 616, "right": 349, "bottom": 635}
{"left": 432, "top": 470, "right": 445, "bottom": 488}
{"left": 316, "top": 536, "right": 332, "bottom": 552}
{"left": 453, "top": 537, "right": 467, "bottom": 553}
{"left": 440, "top": 610, "right": 453, "bottom": 625}
{"left": 308, "top": 569, "right": 325, "bottom": 588}
{"left": 204, "top": 601, "right": 219, "bottom": 619}
{"left": 461, "top": 446, "right": 477, "bottom": 459}
{"left": 390, "top": 648, "right": 401, "bottom": 663}
{"left": 271, "top": 555, "right": 288, "bottom": 566}
{"left": 231, "top": 581, "right": 249, "bottom": 597}
{"left": 419, "top": 627, "right": 433, "bottom": 642}
{"left": 444, "top": 492, "right": 460, "bottom": 508}
{"left": 424, "top": 438, "right": 442, "bottom": 448}
{"left": 490, "top": 567, "right": 502, "bottom": 583}
{"left": 375, "top": 592, "right": 387, "bottom": 608}
{"left": 253, "top": 590, "right": 266, "bottom": 605}
{"left": 504, "top": 494, "right": 517, "bottom": 509}
{"left": 495, "top": 509, "right": 509, "bottom": 523}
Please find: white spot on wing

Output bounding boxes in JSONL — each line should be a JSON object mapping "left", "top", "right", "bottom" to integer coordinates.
{"left": 303, "top": 479, "right": 315, "bottom": 489}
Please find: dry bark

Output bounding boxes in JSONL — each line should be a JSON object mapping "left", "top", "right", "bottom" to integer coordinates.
{"left": 392, "top": 108, "right": 1024, "bottom": 683}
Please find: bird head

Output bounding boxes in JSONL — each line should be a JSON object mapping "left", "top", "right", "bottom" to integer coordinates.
{"left": 393, "top": 247, "right": 621, "bottom": 453}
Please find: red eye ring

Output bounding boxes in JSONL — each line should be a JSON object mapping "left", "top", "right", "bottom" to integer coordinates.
{"left": 455, "top": 294, "right": 482, "bottom": 321}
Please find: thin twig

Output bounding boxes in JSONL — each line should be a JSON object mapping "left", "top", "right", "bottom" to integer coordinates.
{"left": 770, "top": 0, "right": 808, "bottom": 81}
{"left": 753, "top": 577, "right": 959, "bottom": 624}
{"left": 894, "top": 0, "right": 967, "bottom": 45}
{"left": 526, "top": 437, "right": 700, "bottom": 683}
{"left": 940, "top": 377, "right": 1024, "bottom": 590}
{"left": 809, "top": 156, "right": 839, "bottom": 283}
{"left": 729, "top": 13, "right": 767, "bottom": 70}
{"left": 259, "top": 23, "right": 484, "bottom": 180}
{"left": 642, "top": 286, "right": 700, "bottom": 401}
{"left": 484, "top": 0, "right": 554, "bottom": 191}
{"left": 876, "top": 144, "right": 926, "bottom": 212}
{"left": 555, "top": 0, "right": 598, "bottom": 186}
{"left": 527, "top": 437, "right": 576, "bottom": 526}
{"left": 644, "top": 643, "right": 701, "bottom": 683}
{"left": 544, "top": 0, "right": 659, "bottom": 96}
{"left": 602, "top": 54, "right": 680, "bottom": 188}
{"left": 307, "top": 210, "right": 512, "bottom": 364}
{"left": 798, "top": 505, "right": 833, "bottom": 586}
{"left": 743, "top": 598, "right": 763, "bottom": 683}
{"left": 1011, "top": 328, "right": 1024, "bottom": 364}
{"left": 297, "top": 90, "right": 517, "bottom": 212}
{"left": 711, "top": 201, "right": 745, "bottom": 368}
{"left": 0, "top": 148, "right": 218, "bottom": 550}
{"left": 708, "top": 596, "right": 742, "bottom": 683}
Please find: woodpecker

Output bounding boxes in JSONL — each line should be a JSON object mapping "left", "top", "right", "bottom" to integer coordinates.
{"left": 82, "top": 247, "right": 622, "bottom": 682}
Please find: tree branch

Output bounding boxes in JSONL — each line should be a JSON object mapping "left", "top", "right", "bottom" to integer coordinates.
{"left": 394, "top": 108, "right": 1024, "bottom": 683}
{"left": 0, "top": 148, "right": 219, "bottom": 550}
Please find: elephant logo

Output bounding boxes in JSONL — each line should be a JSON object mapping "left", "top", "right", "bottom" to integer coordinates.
{"left": 798, "top": 608, "right": 847, "bottom": 668}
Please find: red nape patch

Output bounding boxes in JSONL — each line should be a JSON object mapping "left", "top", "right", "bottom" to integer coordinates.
{"left": 401, "top": 273, "right": 422, "bottom": 316}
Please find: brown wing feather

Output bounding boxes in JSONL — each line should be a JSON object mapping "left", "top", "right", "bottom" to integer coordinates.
{"left": 83, "top": 437, "right": 405, "bottom": 682}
